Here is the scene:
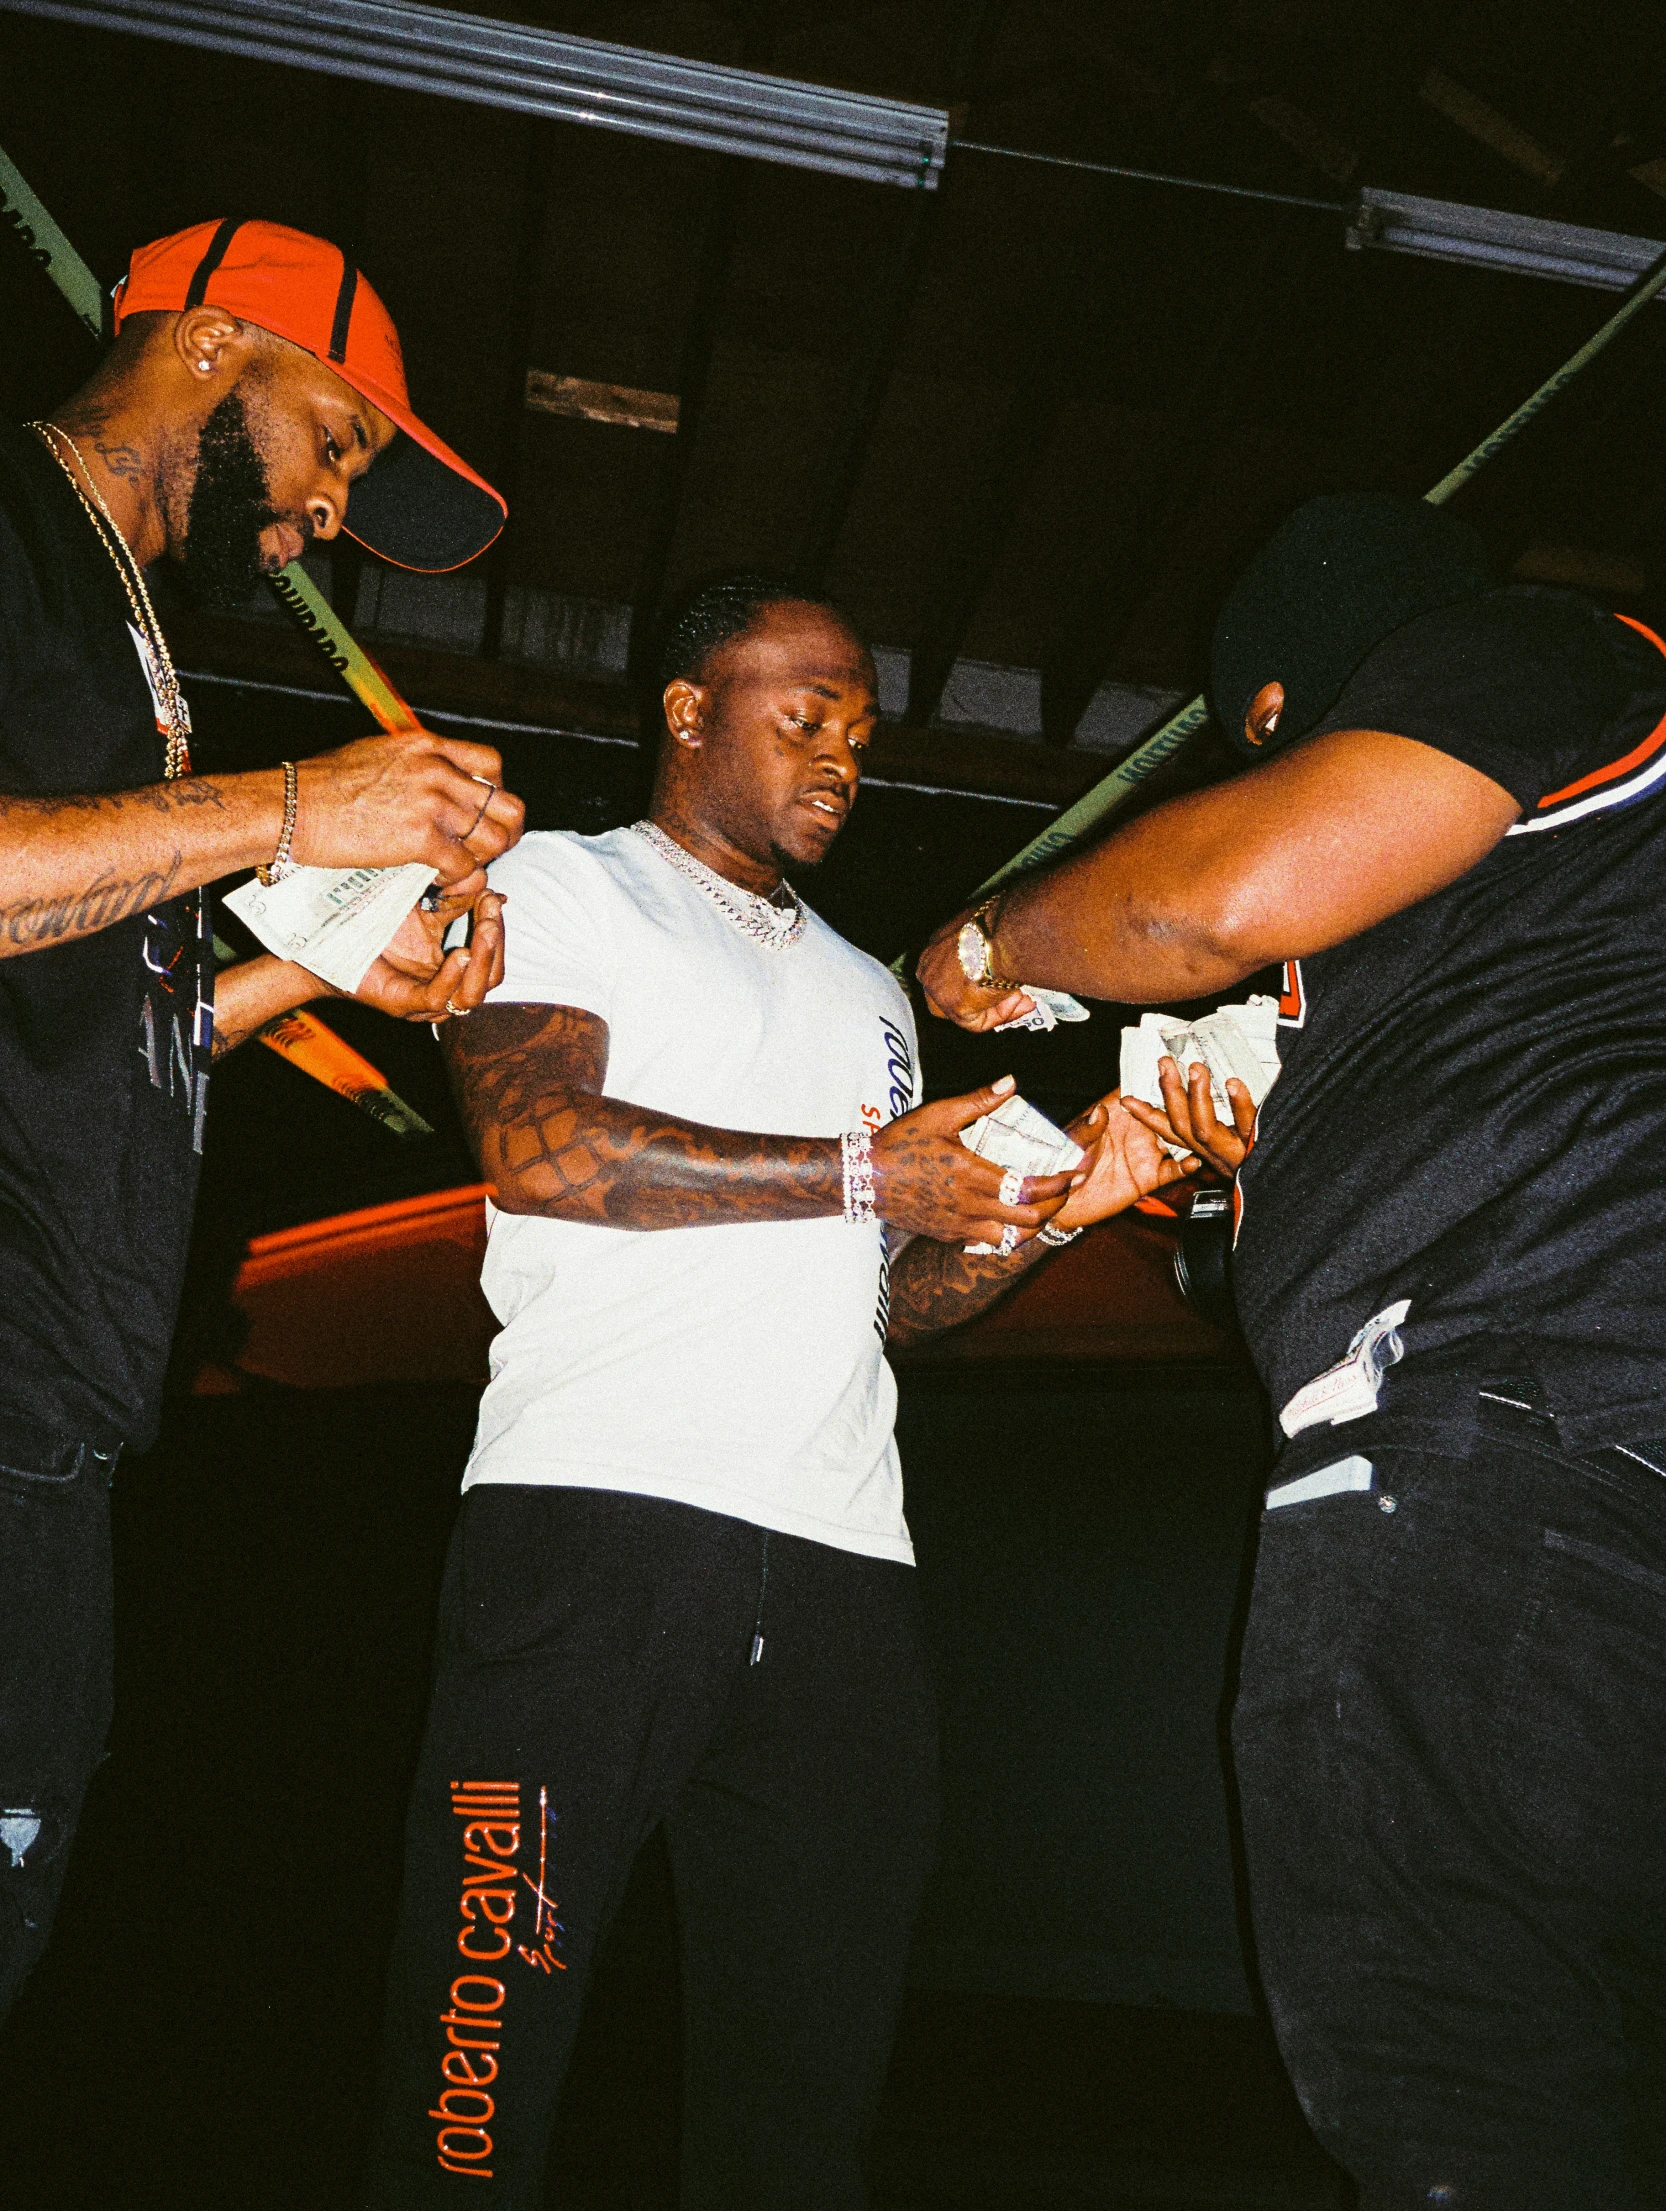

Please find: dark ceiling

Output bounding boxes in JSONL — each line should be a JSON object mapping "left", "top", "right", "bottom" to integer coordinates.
{"left": 6, "top": 0, "right": 1666, "bottom": 752}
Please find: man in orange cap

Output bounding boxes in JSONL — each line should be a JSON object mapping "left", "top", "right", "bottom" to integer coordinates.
{"left": 0, "top": 218, "right": 523, "bottom": 2020}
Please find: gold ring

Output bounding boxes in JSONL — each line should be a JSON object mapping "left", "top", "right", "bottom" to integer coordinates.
{"left": 444, "top": 997, "right": 472, "bottom": 1019}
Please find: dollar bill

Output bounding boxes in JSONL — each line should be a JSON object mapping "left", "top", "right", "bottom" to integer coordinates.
{"left": 1118, "top": 996, "right": 1281, "bottom": 1157}
{"left": 959, "top": 1093, "right": 1085, "bottom": 1253}
{"left": 224, "top": 862, "right": 437, "bottom": 996}
{"left": 995, "top": 985, "right": 1092, "bottom": 1034}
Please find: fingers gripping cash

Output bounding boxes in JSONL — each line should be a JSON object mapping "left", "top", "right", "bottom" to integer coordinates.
{"left": 958, "top": 1093, "right": 1085, "bottom": 1253}
{"left": 1117, "top": 996, "right": 1281, "bottom": 1162}
{"left": 226, "top": 860, "right": 439, "bottom": 995}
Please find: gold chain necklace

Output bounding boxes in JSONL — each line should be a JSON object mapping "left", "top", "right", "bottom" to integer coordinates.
{"left": 28, "top": 421, "right": 192, "bottom": 779}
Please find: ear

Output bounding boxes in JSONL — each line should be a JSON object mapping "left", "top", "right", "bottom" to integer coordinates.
{"left": 1244, "top": 678, "right": 1285, "bottom": 749}
{"left": 172, "top": 305, "right": 249, "bottom": 386}
{"left": 663, "top": 677, "right": 709, "bottom": 749}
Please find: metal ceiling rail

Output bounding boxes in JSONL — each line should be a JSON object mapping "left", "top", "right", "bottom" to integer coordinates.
{"left": 0, "top": 0, "right": 949, "bottom": 187}
{"left": 1349, "top": 188, "right": 1666, "bottom": 296}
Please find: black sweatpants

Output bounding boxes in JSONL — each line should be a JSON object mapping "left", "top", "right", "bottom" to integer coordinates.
{"left": 0, "top": 1422, "right": 118, "bottom": 2025}
{"left": 1234, "top": 1394, "right": 1666, "bottom": 2209}
{"left": 364, "top": 1486, "right": 939, "bottom": 2210}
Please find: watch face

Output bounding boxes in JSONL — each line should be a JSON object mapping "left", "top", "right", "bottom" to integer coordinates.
{"left": 957, "top": 919, "right": 988, "bottom": 985}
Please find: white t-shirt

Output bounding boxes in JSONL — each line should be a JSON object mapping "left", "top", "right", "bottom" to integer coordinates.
{"left": 462, "top": 826, "right": 923, "bottom": 1564}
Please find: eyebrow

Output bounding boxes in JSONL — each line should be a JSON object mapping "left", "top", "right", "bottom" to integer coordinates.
{"left": 792, "top": 677, "right": 876, "bottom": 701}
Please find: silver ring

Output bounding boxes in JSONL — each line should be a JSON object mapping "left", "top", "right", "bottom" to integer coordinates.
{"left": 998, "top": 1224, "right": 1019, "bottom": 1257}
{"left": 443, "top": 997, "right": 472, "bottom": 1019}
{"left": 467, "top": 783, "right": 496, "bottom": 838}
{"left": 998, "top": 1167, "right": 1023, "bottom": 1208}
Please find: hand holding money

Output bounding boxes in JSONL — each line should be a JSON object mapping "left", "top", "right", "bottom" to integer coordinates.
{"left": 344, "top": 888, "right": 507, "bottom": 1025}
{"left": 957, "top": 1091, "right": 1085, "bottom": 1253}
{"left": 226, "top": 727, "right": 525, "bottom": 994}
{"left": 870, "top": 1077, "right": 1078, "bottom": 1247}
{"left": 289, "top": 728, "right": 525, "bottom": 897}
{"left": 1117, "top": 997, "right": 1276, "bottom": 1176}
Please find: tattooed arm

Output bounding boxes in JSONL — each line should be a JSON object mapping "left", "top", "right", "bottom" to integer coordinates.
{"left": 442, "top": 1002, "right": 1076, "bottom": 1241}
{"left": 0, "top": 725, "right": 527, "bottom": 961}
{"left": 885, "top": 1089, "right": 1201, "bottom": 1346}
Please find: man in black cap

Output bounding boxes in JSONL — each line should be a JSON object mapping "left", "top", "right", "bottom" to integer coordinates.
{"left": 917, "top": 493, "right": 1666, "bottom": 2208}
{"left": 0, "top": 217, "right": 522, "bottom": 2023}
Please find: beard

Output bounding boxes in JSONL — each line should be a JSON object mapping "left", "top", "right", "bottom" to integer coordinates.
{"left": 174, "top": 388, "right": 295, "bottom": 614}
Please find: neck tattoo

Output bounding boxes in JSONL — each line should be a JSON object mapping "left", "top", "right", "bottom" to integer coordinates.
{"left": 29, "top": 420, "right": 192, "bottom": 779}
{"left": 631, "top": 820, "right": 806, "bottom": 950}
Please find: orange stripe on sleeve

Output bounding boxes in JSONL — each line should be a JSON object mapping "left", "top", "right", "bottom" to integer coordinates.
{"left": 1535, "top": 616, "right": 1666, "bottom": 810}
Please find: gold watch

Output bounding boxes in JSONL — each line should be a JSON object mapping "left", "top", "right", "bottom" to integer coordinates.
{"left": 956, "top": 900, "right": 1014, "bottom": 992}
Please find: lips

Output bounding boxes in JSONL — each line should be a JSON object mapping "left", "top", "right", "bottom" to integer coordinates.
{"left": 800, "top": 791, "right": 848, "bottom": 825}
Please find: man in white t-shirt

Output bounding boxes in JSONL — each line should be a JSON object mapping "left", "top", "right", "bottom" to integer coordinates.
{"left": 364, "top": 578, "right": 1193, "bottom": 2210}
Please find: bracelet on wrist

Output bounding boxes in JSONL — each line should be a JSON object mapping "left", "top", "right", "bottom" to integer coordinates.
{"left": 1037, "top": 1222, "right": 1083, "bottom": 1248}
{"left": 256, "top": 759, "right": 299, "bottom": 887}
{"left": 957, "top": 897, "right": 1018, "bottom": 994}
{"left": 840, "top": 1127, "right": 877, "bottom": 1226}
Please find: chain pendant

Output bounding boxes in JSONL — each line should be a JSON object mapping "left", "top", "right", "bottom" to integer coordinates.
{"left": 631, "top": 820, "right": 806, "bottom": 950}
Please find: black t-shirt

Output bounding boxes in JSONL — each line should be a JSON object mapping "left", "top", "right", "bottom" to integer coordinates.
{"left": 1235, "top": 585, "right": 1666, "bottom": 1449}
{"left": 0, "top": 423, "right": 213, "bottom": 1452}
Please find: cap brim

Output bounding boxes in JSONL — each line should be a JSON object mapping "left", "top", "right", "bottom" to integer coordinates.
{"left": 336, "top": 377, "right": 506, "bottom": 573}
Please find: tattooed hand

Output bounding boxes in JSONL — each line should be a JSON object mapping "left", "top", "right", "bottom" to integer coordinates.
{"left": 291, "top": 730, "right": 525, "bottom": 894}
{"left": 871, "top": 1075, "right": 1077, "bottom": 1245}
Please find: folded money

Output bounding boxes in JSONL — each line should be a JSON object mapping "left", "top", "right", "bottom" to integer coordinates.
{"left": 995, "top": 985, "right": 1092, "bottom": 1034}
{"left": 224, "top": 861, "right": 438, "bottom": 995}
{"left": 1119, "top": 996, "right": 1281, "bottom": 1157}
{"left": 959, "top": 1093, "right": 1085, "bottom": 1253}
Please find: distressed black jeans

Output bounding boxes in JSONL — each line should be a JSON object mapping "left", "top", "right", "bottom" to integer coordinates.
{"left": 1234, "top": 1396, "right": 1666, "bottom": 2208}
{"left": 0, "top": 1417, "right": 117, "bottom": 2024}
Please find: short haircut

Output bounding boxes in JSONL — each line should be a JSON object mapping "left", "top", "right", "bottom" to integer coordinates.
{"left": 656, "top": 572, "right": 859, "bottom": 691}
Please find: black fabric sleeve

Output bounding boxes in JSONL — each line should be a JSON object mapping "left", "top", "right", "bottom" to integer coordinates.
{"left": 0, "top": 485, "right": 35, "bottom": 730}
{"left": 1305, "top": 586, "right": 1666, "bottom": 814}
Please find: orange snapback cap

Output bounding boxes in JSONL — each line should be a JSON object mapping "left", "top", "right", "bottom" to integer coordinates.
{"left": 112, "top": 217, "right": 505, "bottom": 573}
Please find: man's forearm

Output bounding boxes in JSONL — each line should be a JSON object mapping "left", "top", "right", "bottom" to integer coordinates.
{"left": 984, "top": 818, "right": 1256, "bottom": 1006}
{"left": 448, "top": 1001, "right": 844, "bottom": 1229}
{"left": 0, "top": 773, "right": 286, "bottom": 959}
{"left": 442, "top": 1003, "right": 836, "bottom": 1229}
{"left": 211, "top": 954, "right": 326, "bottom": 1058}
{"left": 884, "top": 1230, "right": 1053, "bottom": 1347}
{"left": 485, "top": 1090, "right": 844, "bottom": 1229}
{"left": 959, "top": 730, "right": 1524, "bottom": 1008}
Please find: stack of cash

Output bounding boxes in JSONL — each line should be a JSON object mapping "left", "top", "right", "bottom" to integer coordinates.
{"left": 225, "top": 862, "right": 438, "bottom": 995}
{"left": 1118, "top": 996, "right": 1282, "bottom": 1156}
{"left": 959, "top": 1093, "right": 1085, "bottom": 1254}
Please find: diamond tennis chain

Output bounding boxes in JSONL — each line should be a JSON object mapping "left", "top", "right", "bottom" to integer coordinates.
{"left": 631, "top": 819, "right": 806, "bottom": 950}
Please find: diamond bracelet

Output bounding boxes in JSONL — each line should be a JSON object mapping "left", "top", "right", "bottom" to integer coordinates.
{"left": 841, "top": 1128, "right": 877, "bottom": 1226}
